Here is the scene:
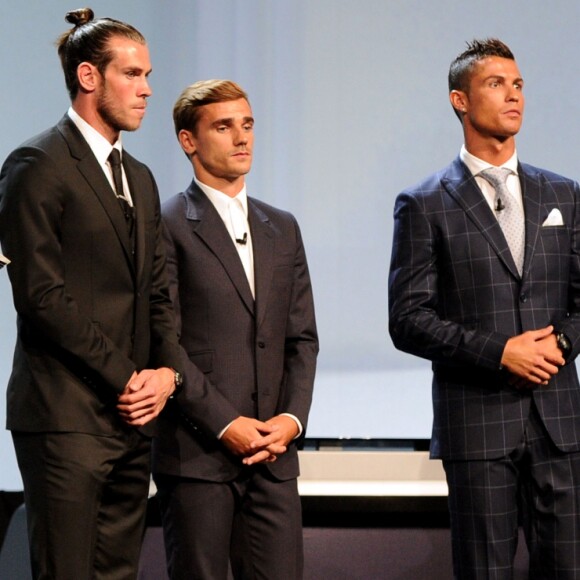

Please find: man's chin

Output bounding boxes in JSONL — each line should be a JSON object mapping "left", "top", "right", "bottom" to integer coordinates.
{"left": 492, "top": 130, "right": 520, "bottom": 142}
{"left": 115, "top": 117, "right": 145, "bottom": 134}
{"left": 122, "top": 121, "right": 144, "bottom": 133}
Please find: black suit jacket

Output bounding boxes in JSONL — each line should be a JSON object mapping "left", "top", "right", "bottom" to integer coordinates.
{"left": 152, "top": 182, "right": 318, "bottom": 482}
{"left": 0, "top": 114, "right": 180, "bottom": 435}
{"left": 388, "top": 156, "right": 580, "bottom": 460}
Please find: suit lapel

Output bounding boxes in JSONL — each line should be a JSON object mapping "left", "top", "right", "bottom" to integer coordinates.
{"left": 57, "top": 116, "right": 135, "bottom": 273}
{"left": 249, "top": 201, "right": 274, "bottom": 328}
{"left": 519, "top": 164, "right": 543, "bottom": 280}
{"left": 123, "top": 156, "right": 144, "bottom": 279}
{"left": 184, "top": 183, "right": 255, "bottom": 315}
{"left": 442, "top": 157, "right": 520, "bottom": 279}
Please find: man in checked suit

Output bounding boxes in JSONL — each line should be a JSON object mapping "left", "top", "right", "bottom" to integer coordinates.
{"left": 0, "top": 9, "right": 181, "bottom": 579}
{"left": 389, "top": 38, "right": 580, "bottom": 578}
{"left": 152, "top": 79, "right": 319, "bottom": 579}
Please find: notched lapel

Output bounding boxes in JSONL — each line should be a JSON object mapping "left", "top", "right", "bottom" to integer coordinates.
{"left": 58, "top": 117, "right": 135, "bottom": 273}
{"left": 77, "top": 157, "right": 135, "bottom": 273}
{"left": 184, "top": 185, "right": 255, "bottom": 314}
{"left": 249, "top": 202, "right": 274, "bottom": 328}
{"left": 442, "top": 158, "right": 520, "bottom": 279}
{"left": 519, "top": 167, "right": 544, "bottom": 280}
{"left": 123, "top": 159, "right": 145, "bottom": 279}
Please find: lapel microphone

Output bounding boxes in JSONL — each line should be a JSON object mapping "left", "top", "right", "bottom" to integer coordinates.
{"left": 236, "top": 233, "right": 248, "bottom": 245}
{"left": 495, "top": 198, "right": 506, "bottom": 212}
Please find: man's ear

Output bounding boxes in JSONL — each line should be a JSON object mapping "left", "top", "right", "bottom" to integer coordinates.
{"left": 178, "top": 129, "right": 196, "bottom": 156}
{"left": 449, "top": 90, "right": 468, "bottom": 114}
{"left": 77, "top": 62, "right": 99, "bottom": 93}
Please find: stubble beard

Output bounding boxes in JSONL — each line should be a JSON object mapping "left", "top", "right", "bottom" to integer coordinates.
{"left": 96, "top": 86, "right": 142, "bottom": 136}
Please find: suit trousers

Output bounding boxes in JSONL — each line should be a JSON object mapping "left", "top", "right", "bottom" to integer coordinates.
{"left": 13, "top": 429, "right": 151, "bottom": 580}
{"left": 155, "top": 467, "right": 303, "bottom": 580}
{"left": 443, "top": 400, "right": 580, "bottom": 580}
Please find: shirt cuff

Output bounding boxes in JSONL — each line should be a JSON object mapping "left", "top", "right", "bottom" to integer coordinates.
{"left": 281, "top": 413, "right": 303, "bottom": 439}
{"left": 217, "top": 419, "right": 235, "bottom": 440}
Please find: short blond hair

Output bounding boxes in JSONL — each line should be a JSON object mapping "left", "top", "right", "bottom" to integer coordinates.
{"left": 173, "top": 80, "right": 249, "bottom": 136}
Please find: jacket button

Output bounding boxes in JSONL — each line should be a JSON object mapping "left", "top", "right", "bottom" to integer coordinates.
{"left": 258, "top": 342, "right": 265, "bottom": 349}
{"left": 520, "top": 293, "right": 527, "bottom": 303}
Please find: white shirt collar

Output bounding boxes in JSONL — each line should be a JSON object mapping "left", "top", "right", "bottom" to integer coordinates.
{"left": 67, "top": 107, "right": 122, "bottom": 164}
{"left": 193, "top": 176, "right": 248, "bottom": 218}
{"left": 460, "top": 144, "right": 519, "bottom": 176}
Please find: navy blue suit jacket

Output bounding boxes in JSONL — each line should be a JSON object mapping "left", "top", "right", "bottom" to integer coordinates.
{"left": 389, "top": 156, "right": 580, "bottom": 460}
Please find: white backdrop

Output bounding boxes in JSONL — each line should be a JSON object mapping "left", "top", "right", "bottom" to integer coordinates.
{"left": 1, "top": 0, "right": 580, "bottom": 489}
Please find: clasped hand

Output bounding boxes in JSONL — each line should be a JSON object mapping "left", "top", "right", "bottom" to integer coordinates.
{"left": 221, "top": 415, "right": 299, "bottom": 466}
{"left": 501, "top": 325, "right": 565, "bottom": 389}
{"left": 116, "top": 367, "right": 175, "bottom": 426}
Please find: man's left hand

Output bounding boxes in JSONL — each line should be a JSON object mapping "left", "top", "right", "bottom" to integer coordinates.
{"left": 242, "top": 414, "right": 299, "bottom": 466}
{"left": 117, "top": 367, "right": 175, "bottom": 426}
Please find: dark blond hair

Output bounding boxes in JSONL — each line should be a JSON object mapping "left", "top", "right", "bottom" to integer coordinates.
{"left": 56, "top": 7, "right": 146, "bottom": 100}
{"left": 173, "top": 80, "right": 249, "bottom": 136}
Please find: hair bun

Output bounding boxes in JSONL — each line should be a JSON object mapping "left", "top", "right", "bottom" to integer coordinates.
{"left": 65, "top": 7, "right": 95, "bottom": 27}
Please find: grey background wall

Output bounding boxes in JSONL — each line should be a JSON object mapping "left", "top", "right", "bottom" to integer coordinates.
{"left": 1, "top": 0, "right": 580, "bottom": 489}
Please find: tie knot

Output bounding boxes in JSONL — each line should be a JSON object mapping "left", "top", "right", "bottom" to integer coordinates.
{"left": 108, "top": 149, "right": 122, "bottom": 168}
{"left": 479, "top": 167, "right": 512, "bottom": 189}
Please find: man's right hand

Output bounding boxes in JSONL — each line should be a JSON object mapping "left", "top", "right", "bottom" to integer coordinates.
{"left": 501, "top": 325, "right": 564, "bottom": 386}
{"left": 220, "top": 416, "right": 277, "bottom": 462}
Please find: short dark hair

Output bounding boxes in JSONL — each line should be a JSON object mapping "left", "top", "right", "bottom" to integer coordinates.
{"left": 56, "top": 7, "right": 146, "bottom": 100}
{"left": 173, "top": 80, "right": 249, "bottom": 136}
{"left": 448, "top": 38, "right": 515, "bottom": 93}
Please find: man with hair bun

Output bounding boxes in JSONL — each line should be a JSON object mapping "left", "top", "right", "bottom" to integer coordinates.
{"left": 0, "top": 8, "right": 180, "bottom": 579}
{"left": 152, "top": 79, "right": 318, "bottom": 579}
{"left": 389, "top": 38, "right": 580, "bottom": 577}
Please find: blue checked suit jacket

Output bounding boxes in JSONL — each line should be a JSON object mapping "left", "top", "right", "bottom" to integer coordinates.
{"left": 388, "top": 156, "right": 580, "bottom": 460}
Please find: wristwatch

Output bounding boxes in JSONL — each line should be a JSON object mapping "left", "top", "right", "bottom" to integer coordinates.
{"left": 554, "top": 331, "right": 572, "bottom": 360}
{"left": 172, "top": 369, "right": 183, "bottom": 394}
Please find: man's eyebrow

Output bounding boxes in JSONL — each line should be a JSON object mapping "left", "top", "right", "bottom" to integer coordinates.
{"left": 123, "top": 66, "right": 153, "bottom": 76}
{"left": 212, "top": 117, "right": 234, "bottom": 126}
{"left": 211, "top": 116, "right": 255, "bottom": 126}
{"left": 483, "top": 74, "right": 524, "bottom": 84}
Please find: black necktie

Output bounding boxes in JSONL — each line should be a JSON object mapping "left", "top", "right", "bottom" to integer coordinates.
{"left": 108, "top": 149, "right": 135, "bottom": 239}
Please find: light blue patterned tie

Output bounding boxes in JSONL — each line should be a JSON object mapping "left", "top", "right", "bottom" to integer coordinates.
{"left": 479, "top": 167, "right": 525, "bottom": 275}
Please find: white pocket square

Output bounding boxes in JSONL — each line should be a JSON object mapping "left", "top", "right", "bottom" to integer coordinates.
{"left": 542, "top": 208, "right": 564, "bottom": 227}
